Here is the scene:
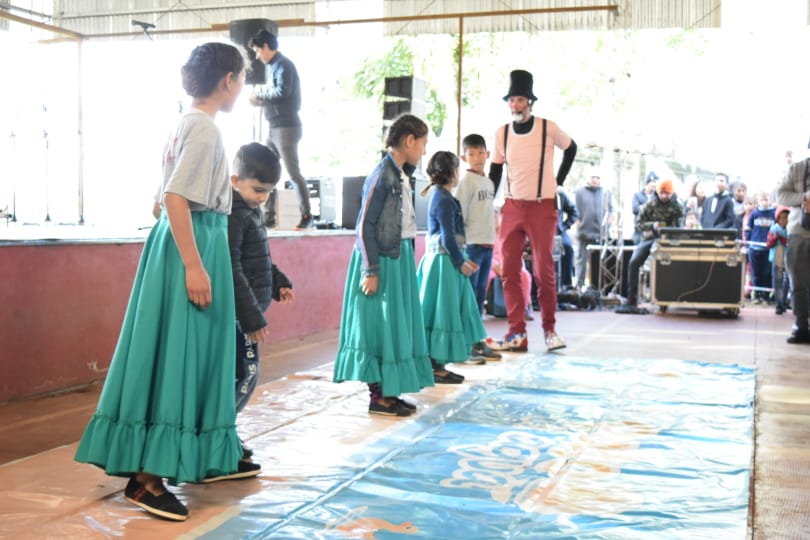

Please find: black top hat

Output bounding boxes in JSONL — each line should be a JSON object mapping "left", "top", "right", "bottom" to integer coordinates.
{"left": 503, "top": 69, "right": 537, "bottom": 102}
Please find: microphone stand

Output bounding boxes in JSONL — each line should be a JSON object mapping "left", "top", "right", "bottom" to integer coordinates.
{"left": 9, "top": 130, "right": 17, "bottom": 222}
{"left": 43, "top": 104, "right": 51, "bottom": 222}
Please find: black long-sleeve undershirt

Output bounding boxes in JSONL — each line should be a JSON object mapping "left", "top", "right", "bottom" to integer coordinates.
{"left": 557, "top": 140, "right": 577, "bottom": 186}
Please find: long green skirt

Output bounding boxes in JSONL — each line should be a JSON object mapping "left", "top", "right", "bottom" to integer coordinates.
{"left": 74, "top": 212, "right": 241, "bottom": 485}
{"left": 333, "top": 240, "right": 434, "bottom": 397}
{"left": 417, "top": 252, "right": 487, "bottom": 364}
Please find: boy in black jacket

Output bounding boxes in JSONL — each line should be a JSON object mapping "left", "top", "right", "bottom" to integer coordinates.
{"left": 229, "top": 142, "right": 294, "bottom": 461}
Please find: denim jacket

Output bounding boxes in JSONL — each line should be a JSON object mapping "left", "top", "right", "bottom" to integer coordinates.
{"left": 425, "top": 186, "right": 467, "bottom": 268}
{"left": 356, "top": 152, "right": 415, "bottom": 276}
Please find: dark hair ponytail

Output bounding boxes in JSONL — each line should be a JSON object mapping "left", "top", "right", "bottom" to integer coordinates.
{"left": 421, "top": 151, "right": 459, "bottom": 196}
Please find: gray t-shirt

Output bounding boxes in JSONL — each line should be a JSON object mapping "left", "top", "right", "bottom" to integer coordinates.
{"left": 454, "top": 170, "right": 496, "bottom": 245}
{"left": 158, "top": 108, "right": 231, "bottom": 214}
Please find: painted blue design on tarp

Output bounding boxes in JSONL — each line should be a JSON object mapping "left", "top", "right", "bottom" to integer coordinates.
{"left": 198, "top": 356, "right": 754, "bottom": 539}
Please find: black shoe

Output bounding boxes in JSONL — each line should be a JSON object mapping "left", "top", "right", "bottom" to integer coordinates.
{"left": 434, "top": 369, "right": 464, "bottom": 384}
{"left": 124, "top": 477, "right": 188, "bottom": 521}
{"left": 472, "top": 341, "right": 502, "bottom": 360}
{"left": 369, "top": 398, "right": 413, "bottom": 416}
{"left": 295, "top": 213, "right": 314, "bottom": 230}
{"left": 201, "top": 459, "right": 262, "bottom": 483}
{"left": 787, "top": 330, "right": 810, "bottom": 344}
{"left": 395, "top": 397, "right": 417, "bottom": 411}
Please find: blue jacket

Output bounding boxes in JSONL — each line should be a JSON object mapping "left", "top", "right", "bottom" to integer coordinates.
{"left": 356, "top": 152, "right": 415, "bottom": 276}
{"left": 746, "top": 207, "right": 776, "bottom": 250}
{"left": 426, "top": 186, "right": 467, "bottom": 268}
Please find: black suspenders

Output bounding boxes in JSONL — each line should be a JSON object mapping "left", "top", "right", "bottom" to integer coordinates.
{"left": 503, "top": 118, "right": 548, "bottom": 199}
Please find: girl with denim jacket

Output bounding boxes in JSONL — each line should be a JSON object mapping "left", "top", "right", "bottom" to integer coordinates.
{"left": 417, "top": 151, "right": 488, "bottom": 384}
{"left": 333, "top": 114, "right": 435, "bottom": 417}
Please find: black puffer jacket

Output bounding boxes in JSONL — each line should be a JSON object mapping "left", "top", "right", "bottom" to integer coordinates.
{"left": 228, "top": 189, "right": 292, "bottom": 333}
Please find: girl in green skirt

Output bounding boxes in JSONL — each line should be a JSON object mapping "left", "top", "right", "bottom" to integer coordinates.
{"left": 74, "top": 43, "right": 251, "bottom": 522}
{"left": 417, "top": 151, "right": 488, "bottom": 383}
{"left": 333, "top": 114, "right": 435, "bottom": 417}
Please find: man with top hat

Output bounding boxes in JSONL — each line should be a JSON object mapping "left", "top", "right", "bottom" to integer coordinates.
{"left": 484, "top": 69, "right": 577, "bottom": 353}
{"left": 616, "top": 178, "right": 683, "bottom": 314}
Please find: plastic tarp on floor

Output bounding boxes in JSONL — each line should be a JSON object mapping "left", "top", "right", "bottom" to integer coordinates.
{"left": 200, "top": 356, "right": 754, "bottom": 539}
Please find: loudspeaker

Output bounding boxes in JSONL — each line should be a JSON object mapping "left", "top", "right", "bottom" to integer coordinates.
{"left": 341, "top": 176, "right": 365, "bottom": 229}
{"left": 384, "top": 76, "right": 426, "bottom": 100}
{"left": 383, "top": 76, "right": 426, "bottom": 121}
{"left": 229, "top": 19, "right": 278, "bottom": 85}
{"left": 383, "top": 100, "right": 426, "bottom": 121}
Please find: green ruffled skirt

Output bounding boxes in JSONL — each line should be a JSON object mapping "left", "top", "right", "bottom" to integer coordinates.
{"left": 74, "top": 212, "right": 241, "bottom": 485}
{"left": 417, "top": 252, "right": 487, "bottom": 364}
{"left": 333, "top": 240, "right": 434, "bottom": 397}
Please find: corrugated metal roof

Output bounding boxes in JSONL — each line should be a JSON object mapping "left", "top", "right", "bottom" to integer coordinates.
{"left": 383, "top": 0, "right": 720, "bottom": 35}
{"left": 3, "top": 0, "right": 722, "bottom": 40}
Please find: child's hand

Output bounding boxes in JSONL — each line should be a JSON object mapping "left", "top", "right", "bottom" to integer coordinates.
{"left": 278, "top": 288, "right": 294, "bottom": 304}
{"left": 185, "top": 264, "right": 212, "bottom": 309}
{"left": 247, "top": 326, "right": 270, "bottom": 344}
{"left": 460, "top": 260, "right": 478, "bottom": 276}
{"left": 361, "top": 275, "right": 379, "bottom": 295}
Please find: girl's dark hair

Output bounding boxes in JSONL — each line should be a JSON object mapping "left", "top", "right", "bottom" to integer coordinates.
{"left": 421, "top": 151, "right": 459, "bottom": 196}
{"left": 181, "top": 42, "right": 245, "bottom": 98}
{"left": 384, "top": 114, "right": 429, "bottom": 149}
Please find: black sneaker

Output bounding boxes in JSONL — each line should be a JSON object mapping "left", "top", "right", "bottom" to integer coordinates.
{"left": 124, "top": 477, "right": 188, "bottom": 522}
{"left": 369, "top": 398, "right": 413, "bottom": 416}
{"left": 201, "top": 459, "right": 262, "bottom": 483}
{"left": 295, "top": 213, "right": 314, "bottom": 230}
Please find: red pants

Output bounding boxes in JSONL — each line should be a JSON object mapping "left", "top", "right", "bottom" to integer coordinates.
{"left": 499, "top": 198, "right": 558, "bottom": 334}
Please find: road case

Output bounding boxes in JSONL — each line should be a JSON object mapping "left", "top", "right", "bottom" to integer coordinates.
{"left": 650, "top": 243, "right": 746, "bottom": 316}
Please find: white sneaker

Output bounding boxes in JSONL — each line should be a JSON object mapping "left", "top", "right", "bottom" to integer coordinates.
{"left": 545, "top": 331, "right": 566, "bottom": 352}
